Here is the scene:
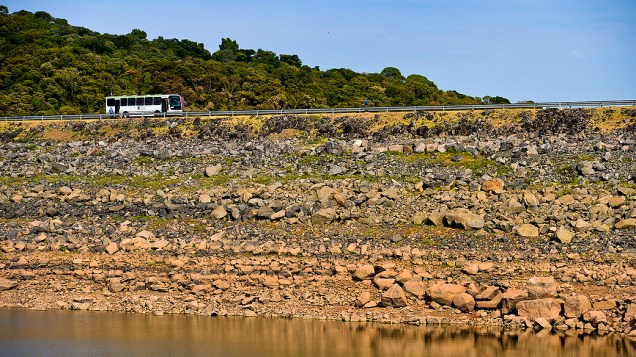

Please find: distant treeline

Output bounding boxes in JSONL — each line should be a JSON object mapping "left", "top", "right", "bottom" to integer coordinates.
{"left": 0, "top": 6, "right": 509, "bottom": 116}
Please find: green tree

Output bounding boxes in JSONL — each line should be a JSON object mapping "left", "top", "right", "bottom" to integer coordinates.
{"left": 482, "top": 95, "right": 510, "bottom": 104}
{"left": 380, "top": 67, "right": 405, "bottom": 82}
{"left": 280, "top": 54, "right": 302, "bottom": 68}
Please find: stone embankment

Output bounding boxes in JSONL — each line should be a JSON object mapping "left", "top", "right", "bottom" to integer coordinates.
{"left": 0, "top": 107, "right": 635, "bottom": 335}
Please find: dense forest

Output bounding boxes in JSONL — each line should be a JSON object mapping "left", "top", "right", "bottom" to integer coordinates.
{"left": 0, "top": 7, "right": 509, "bottom": 116}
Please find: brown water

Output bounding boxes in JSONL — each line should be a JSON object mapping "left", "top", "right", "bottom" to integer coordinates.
{"left": 0, "top": 309, "right": 634, "bottom": 357}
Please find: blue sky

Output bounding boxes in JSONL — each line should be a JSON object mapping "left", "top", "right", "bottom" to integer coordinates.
{"left": 5, "top": 0, "right": 636, "bottom": 102}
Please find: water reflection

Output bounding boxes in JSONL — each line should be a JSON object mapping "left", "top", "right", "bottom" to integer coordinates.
{"left": 0, "top": 309, "right": 633, "bottom": 357}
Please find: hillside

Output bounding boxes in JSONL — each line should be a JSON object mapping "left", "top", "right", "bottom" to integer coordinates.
{"left": 0, "top": 8, "right": 494, "bottom": 117}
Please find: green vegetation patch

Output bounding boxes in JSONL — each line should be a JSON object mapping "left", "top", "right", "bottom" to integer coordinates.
{"left": 382, "top": 150, "right": 506, "bottom": 176}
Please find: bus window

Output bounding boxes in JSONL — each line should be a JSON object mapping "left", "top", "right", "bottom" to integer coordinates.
{"left": 106, "top": 98, "right": 116, "bottom": 106}
{"left": 120, "top": 98, "right": 128, "bottom": 106}
{"left": 169, "top": 96, "right": 182, "bottom": 110}
{"left": 127, "top": 98, "right": 135, "bottom": 106}
{"left": 154, "top": 97, "right": 162, "bottom": 105}
{"left": 136, "top": 98, "right": 144, "bottom": 106}
{"left": 145, "top": 97, "right": 153, "bottom": 105}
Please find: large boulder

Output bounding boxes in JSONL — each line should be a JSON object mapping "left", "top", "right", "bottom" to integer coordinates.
{"left": 500, "top": 288, "right": 529, "bottom": 314}
{"left": 516, "top": 298, "right": 562, "bottom": 322}
{"left": 564, "top": 294, "right": 592, "bottom": 318}
{"left": 403, "top": 277, "right": 426, "bottom": 299}
{"left": 527, "top": 276, "right": 557, "bottom": 299}
{"left": 582, "top": 310, "right": 607, "bottom": 327}
{"left": 380, "top": 284, "right": 408, "bottom": 308}
{"left": 426, "top": 213, "right": 446, "bottom": 227}
{"left": 453, "top": 293, "right": 476, "bottom": 312}
{"left": 624, "top": 303, "right": 636, "bottom": 321}
{"left": 428, "top": 283, "right": 466, "bottom": 306}
{"left": 443, "top": 209, "right": 485, "bottom": 230}
{"left": 474, "top": 286, "right": 498, "bottom": 300}
{"left": 311, "top": 208, "right": 337, "bottom": 225}
{"left": 373, "top": 275, "right": 395, "bottom": 291}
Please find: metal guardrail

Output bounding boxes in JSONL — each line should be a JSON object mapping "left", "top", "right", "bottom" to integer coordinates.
{"left": 1, "top": 100, "right": 635, "bottom": 122}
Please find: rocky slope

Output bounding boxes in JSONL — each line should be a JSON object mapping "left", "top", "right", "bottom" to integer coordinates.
{"left": 1, "top": 107, "right": 635, "bottom": 336}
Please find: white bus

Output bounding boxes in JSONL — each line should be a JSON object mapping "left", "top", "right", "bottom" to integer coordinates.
{"left": 105, "top": 94, "right": 183, "bottom": 117}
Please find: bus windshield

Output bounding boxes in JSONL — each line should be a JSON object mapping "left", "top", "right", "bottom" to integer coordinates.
{"left": 169, "top": 96, "right": 182, "bottom": 110}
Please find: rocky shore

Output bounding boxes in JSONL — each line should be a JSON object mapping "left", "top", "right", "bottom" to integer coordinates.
{"left": 1, "top": 107, "right": 635, "bottom": 336}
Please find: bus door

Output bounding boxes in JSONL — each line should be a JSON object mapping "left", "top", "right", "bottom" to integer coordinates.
{"left": 162, "top": 98, "right": 168, "bottom": 112}
{"left": 115, "top": 100, "right": 120, "bottom": 114}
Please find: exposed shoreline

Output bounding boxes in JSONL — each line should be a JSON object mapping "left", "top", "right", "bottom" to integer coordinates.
{"left": 1, "top": 108, "right": 635, "bottom": 336}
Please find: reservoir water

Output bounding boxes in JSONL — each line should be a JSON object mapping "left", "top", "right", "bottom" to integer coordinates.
{"left": 0, "top": 308, "right": 633, "bottom": 356}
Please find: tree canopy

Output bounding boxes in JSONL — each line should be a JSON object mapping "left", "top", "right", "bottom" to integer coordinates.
{"left": 0, "top": 9, "right": 506, "bottom": 116}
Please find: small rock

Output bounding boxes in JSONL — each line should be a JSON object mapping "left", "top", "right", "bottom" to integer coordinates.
{"left": 353, "top": 265, "right": 376, "bottom": 281}
{"left": 205, "top": 164, "right": 223, "bottom": 177}
{"left": 311, "top": 208, "right": 337, "bottom": 225}
{"left": 211, "top": 206, "right": 228, "bottom": 219}
{"left": 105, "top": 242, "right": 119, "bottom": 255}
{"left": 555, "top": 227, "right": 575, "bottom": 244}
{"left": 615, "top": 219, "right": 636, "bottom": 229}
{"left": 355, "top": 292, "right": 372, "bottom": 308}
{"left": 517, "top": 224, "right": 539, "bottom": 238}
{"left": 0, "top": 278, "right": 18, "bottom": 291}
{"left": 481, "top": 178, "right": 505, "bottom": 193}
